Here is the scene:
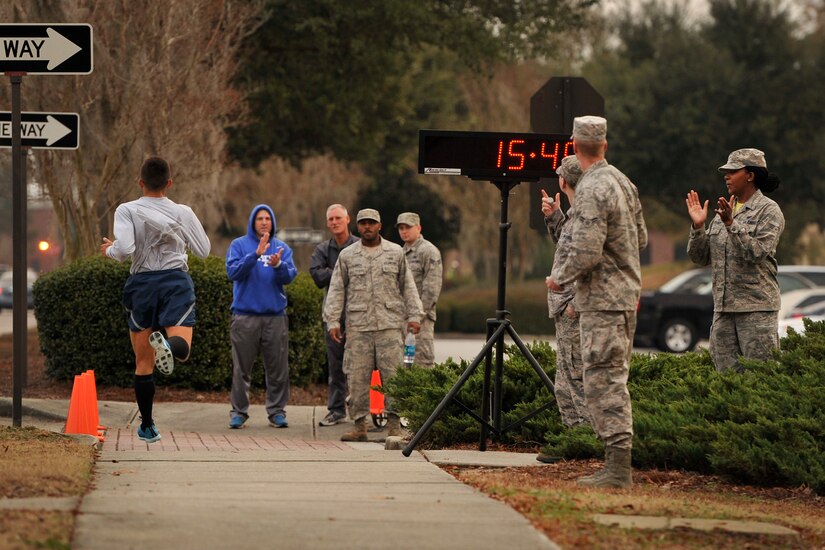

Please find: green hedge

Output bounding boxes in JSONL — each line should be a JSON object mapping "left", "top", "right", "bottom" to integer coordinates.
{"left": 386, "top": 319, "right": 825, "bottom": 493}
{"left": 33, "top": 255, "right": 326, "bottom": 389}
{"left": 435, "top": 280, "right": 555, "bottom": 335}
{"left": 385, "top": 341, "right": 558, "bottom": 447}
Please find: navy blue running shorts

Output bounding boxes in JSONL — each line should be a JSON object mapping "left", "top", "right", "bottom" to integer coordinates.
{"left": 123, "top": 269, "right": 196, "bottom": 332}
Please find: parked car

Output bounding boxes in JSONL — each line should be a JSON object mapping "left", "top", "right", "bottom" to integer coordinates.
{"left": 634, "top": 265, "right": 825, "bottom": 353}
{"left": 778, "top": 288, "right": 825, "bottom": 319}
{"left": 0, "top": 268, "right": 38, "bottom": 310}
{"left": 778, "top": 302, "right": 825, "bottom": 337}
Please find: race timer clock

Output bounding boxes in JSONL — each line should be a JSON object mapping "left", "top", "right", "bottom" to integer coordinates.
{"left": 418, "top": 129, "right": 574, "bottom": 181}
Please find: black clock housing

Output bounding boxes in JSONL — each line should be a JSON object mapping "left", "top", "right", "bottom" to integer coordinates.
{"left": 419, "top": 129, "right": 573, "bottom": 181}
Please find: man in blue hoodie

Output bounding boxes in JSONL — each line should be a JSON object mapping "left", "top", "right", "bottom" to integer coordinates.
{"left": 226, "top": 204, "right": 298, "bottom": 429}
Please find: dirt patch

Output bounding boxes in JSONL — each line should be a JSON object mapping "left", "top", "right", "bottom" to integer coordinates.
{"left": 0, "top": 426, "right": 95, "bottom": 550}
{"left": 0, "top": 329, "right": 328, "bottom": 405}
{"left": 0, "top": 510, "right": 74, "bottom": 550}
{"left": 446, "top": 462, "right": 825, "bottom": 549}
{"left": 0, "top": 426, "right": 95, "bottom": 499}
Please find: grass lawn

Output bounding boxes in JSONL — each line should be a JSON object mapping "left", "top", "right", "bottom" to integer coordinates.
{"left": 0, "top": 426, "right": 96, "bottom": 550}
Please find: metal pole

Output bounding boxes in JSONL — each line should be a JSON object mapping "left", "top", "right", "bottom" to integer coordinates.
{"left": 492, "top": 181, "right": 514, "bottom": 434}
{"left": 478, "top": 318, "right": 495, "bottom": 451}
{"left": 11, "top": 74, "right": 26, "bottom": 427}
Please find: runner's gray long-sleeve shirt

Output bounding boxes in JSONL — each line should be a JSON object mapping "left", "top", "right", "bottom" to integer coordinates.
{"left": 106, "top": 196, "right": 211, "bottom": 273}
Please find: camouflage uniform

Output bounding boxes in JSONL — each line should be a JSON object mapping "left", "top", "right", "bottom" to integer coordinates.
{"left": 551, "top": 159, "right": 648, "bottom": 451}
{"left": 324, "top": 238, "right": 423, "bottom": 421}
{"left": 545, "top": 208, "right": 590, "bottom": 428}
{"left": 403, "top": 236, "right": 442, "bottom": 368}
{"left": 687, "top": 189, "right": 784, "bottom": 372}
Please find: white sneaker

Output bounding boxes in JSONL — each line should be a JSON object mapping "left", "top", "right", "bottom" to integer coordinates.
{"left": 149, "top": 331, "right": 175, "bottom": 375}
{"left": 319, "top": 410, "right": 347, "bottom": 427}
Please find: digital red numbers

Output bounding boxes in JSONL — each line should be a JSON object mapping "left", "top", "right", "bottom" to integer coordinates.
{"left": 541, "top": 141, "right": 559, "bottom": 165}
{"left": 508, "top": 139, "right": 525, "bottom": 170}
{"left": 496, "top": 139, "right": 573, "bottom": 172}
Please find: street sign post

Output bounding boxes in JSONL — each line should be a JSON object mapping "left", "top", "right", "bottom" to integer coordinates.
{"left": 4, "top": 23, "right": 93, "bottom": 427}
{"left": 528, "top": 76, "right": 604, "bottom": 230}
{"left": 0, "top": 24, "right": 93, "bottom": 74}
{"left": 0, "top": 111, "right": 79, "bottom": 149}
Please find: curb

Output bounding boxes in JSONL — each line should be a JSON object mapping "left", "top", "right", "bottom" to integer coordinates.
{"left": 0, "top": 397, "right": 67, "bottom": 422}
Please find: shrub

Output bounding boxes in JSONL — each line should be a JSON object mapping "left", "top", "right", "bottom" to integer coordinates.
{"left": 435, "top": 280, "right": 555, "bottom": 335}
{"left": 385, "top": 340, "right": 561, "bottom": 448}
{"left": 387, "top": 319, "right": 825, "bottom": 494}
{"left": 34, "top": 256, "right": 325, "bottom": 389}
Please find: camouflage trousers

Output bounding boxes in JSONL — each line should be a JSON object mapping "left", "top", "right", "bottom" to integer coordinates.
{"left": 709, "top": 311, "right": 778, "bottom": 373}
{"left": 553, "top": 310, "right": 591, "bottom": 428}
{"left": 579, "top": 311, "right": 635, "bottom": 450}
{"left": 343, "top": 328, "right": 403, "bottom": 421}
{"left": 415, "top": 317, "right": 436, "bottom": 369}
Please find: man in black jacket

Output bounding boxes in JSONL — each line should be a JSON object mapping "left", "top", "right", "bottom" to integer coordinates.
{"left": 310, "top": 204, "right": 359, "bottom": 426}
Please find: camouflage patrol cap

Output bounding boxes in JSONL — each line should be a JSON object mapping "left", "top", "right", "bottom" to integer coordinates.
{"left": 356, "top": 208, "right": 381, "bottom": 222}
{"left": 718, "top": 148, "right": 767, "bottom": 172}
{"left": 396, "top": 212, "right": 420, "bottom": 226}
{"left": 571, "top": 115, "right": 607, "bottom": 143}
{"left": 555, "top": 155, "right": 583, "bottom": 186}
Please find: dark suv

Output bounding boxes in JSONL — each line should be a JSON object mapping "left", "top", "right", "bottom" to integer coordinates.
{"left": 634, "top": 266, "right": 825, "bottom": 353}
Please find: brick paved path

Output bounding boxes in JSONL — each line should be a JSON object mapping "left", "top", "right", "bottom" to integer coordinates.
{"left": 101, "top": 428, "right": 353, "bottom": 452}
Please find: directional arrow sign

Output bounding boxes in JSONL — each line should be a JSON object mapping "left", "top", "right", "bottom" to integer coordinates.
{"left": 0, "top": 24, "right": 93, "bottom": 74}
{"left": 0, "top": 112, "right": 79, "bottom": 149}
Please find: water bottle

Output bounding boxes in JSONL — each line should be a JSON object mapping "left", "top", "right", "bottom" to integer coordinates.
{"left": 403, "top": 331, "right": 416, "bottom": 367}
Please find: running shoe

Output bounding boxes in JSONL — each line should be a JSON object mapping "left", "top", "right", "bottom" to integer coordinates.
{"left": 268, "top": 414, "right": 288, "bottom": 428}
{"left": 228, "top": 415, "right": 247, "bottom": 429}
{"left": 149, "top": 331, "right": 175, "bottom": 375}
{"left": 319, "top": 410, "right": 347, "bottom": 427}
{"left": 137, "top": 423, "right": 162, "bottom": 443}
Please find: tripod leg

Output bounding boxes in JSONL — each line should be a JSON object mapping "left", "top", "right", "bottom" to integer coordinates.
{"left": 479, "top": 319, "right": 496, "bottom": 451}
{"left": 402, "top": 323, "right": 507, "bottom": 457}
{"left": 493, "top": 322, "right": 508, "bottom": 435}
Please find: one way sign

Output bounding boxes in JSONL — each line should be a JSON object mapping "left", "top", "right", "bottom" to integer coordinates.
{"left": 0, "top": 112, "right": 79, "bottom": 149}
{"left": 0, "top": 24, "right": 93, "bottom": 74}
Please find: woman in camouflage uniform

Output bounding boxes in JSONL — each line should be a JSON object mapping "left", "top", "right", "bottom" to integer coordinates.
{"left": 686, "top": 148, "right": 784, "bottom": 372}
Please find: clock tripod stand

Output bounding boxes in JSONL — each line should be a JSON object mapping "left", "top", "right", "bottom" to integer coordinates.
{"left": 402, "top": 179, "right": 558, "bottom": 456}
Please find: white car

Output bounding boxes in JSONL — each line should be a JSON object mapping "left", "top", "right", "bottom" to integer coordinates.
{"left": 0, "top": 268, "right": 38, "bottom": 311}
{"left": 778, "top": 302, "right": 825, "bottom": 337}
{"left": 778, "top": 288, "right": 825, "bottom": 320}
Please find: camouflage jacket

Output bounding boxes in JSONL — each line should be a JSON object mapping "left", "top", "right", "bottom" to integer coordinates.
{"left": 403, "top": 236, "right": 442, "bottom": 321}
{"left": 545, "top": 209, "right": 576, "bottom": 317}
{"left": 551, "top": 159, "right": 648, "bottom": 312}
{"left": 687, "top": 190, "right": 784, "bottom": 312}
{"left": 324, "top": 238, "right": 423, "bottom": 332}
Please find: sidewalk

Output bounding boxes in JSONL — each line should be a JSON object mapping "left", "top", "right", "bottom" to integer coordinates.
{"left": 3, "top": 398, "right": 558, "bottom": 550}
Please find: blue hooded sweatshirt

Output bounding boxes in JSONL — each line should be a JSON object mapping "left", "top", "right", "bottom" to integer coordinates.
{"left": 226, "top": 204, "right": 298, "bottom": 315}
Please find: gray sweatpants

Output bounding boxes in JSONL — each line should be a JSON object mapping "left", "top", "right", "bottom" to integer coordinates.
{"left": 229, "top": 314, "right": 289, "bottom": 419}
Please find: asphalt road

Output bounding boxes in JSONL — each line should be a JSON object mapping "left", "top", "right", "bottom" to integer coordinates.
{"left": 0, "top": 309, "right": 689, "bottom": 358}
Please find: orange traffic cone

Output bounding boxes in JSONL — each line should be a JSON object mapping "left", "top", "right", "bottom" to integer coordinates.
{"left": 84, "top": 370, "right": 106, "bottom": 435}
{"left": 369, "top": 368, "right": 384, "bottom": 416}
{"left": 65, "top": 374, "right": 95, "bottom": 437}
{"left": 64, "top": 373, "right": 104, "bottom": 441}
